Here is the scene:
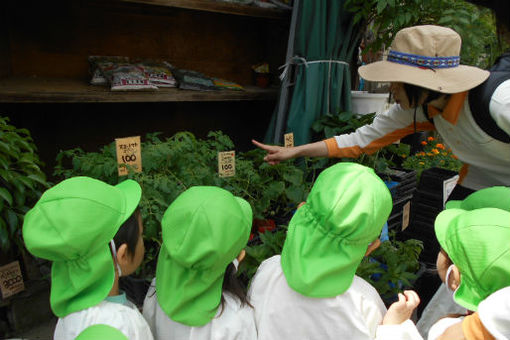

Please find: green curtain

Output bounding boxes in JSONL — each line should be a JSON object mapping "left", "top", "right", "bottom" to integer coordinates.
{"left": 267, "top": 0, "right": 361, "bottom": 146}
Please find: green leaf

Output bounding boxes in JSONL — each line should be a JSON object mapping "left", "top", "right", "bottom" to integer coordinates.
{"left": 5, "top": 209, "right": 18, "bottom": 235}
{"left": 0, "top": 187, "right": 13, "bottom": 206}
{"left": 0, "top": 219, "right": 9, "bottom": 251}
{"left": 376, "top": 0, "right": 387, "bottom": 14}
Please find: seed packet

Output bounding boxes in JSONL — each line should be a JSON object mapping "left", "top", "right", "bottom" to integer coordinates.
{"left": 88, "top": 56, "right": 129, "bottom": 85}
{"left": 133, "top": 60, "right": 177, "bottom": 88}
{"left": 99, "top": 63, "right": 158, "bottom": 91}
{"left": 212, "top": 77, "right": 244, "bottom": 91}
{"left": 171, "top": 68, "right": 217, "bottom": 91}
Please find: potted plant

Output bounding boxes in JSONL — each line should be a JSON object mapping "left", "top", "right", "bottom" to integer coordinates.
{"left": 0, "top": 116, "right": 52, "bottom": 334}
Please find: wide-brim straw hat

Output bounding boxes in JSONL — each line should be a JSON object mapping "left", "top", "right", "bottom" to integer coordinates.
{"left": 359, "top": 25, "right": 489, "bottom": 93}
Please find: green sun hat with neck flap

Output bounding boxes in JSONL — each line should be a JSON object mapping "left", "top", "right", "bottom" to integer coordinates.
{"left": 435, "top": 207, "right": 510, "bottom": 311}
{"left": 75, "top": 324, "right": 128, "bottom": 340}
{"left": 445, "top": 186, "right": 510, "bottom": 211}
{"left": 22, "top": 176, "right": 141, "bottom": 317}
{"left": 281, "top": 162, "right": 392, "bottom": 298}
{"left": 156, "top": 186, "right": 252, "bottom": 327}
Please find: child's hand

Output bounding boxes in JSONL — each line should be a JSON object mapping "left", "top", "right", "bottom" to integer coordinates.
{"left": 252, "top": 139, "right": 299, "bottom": 165}
{"left": 382, "top": 290, "right": 420, "bottom": 325}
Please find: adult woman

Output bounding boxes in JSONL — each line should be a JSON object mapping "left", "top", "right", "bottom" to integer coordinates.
{"left": 254, "top": 25, "right": 510, "bottom": 199}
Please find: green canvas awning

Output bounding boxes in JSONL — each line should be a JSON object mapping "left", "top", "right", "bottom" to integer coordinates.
{"left": 266, "top": 0, "right": 361, "bottom": 146}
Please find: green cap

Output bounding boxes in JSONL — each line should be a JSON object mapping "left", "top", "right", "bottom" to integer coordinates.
{"left": 445, "top": 186, "right": 510, "bottom": 211}
{"left": 435, "top": 207, "right": 510, "bottom": 311}
{"left": 22, "top": 176, "right": 141, "bottom": 317}
{"left": 75, "top": 324, "right": 128, "bottom": 340}
{"left": 156, "top": 186, "right": 252, "bottom": 326}
{"left": 281, "top": 163, "right": 392, "bottom": 297}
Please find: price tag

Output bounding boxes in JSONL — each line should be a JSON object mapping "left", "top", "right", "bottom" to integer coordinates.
{"left": 218, "top": 151, "right": 235, "bottom": 177}
{"left": 443, "top": 175, "right": 459, "bottom": 208}
{"left": 0, "top": 261, "right": 24, "bottom": 299}
{"left": 402, "top": 201, "right": 411, "bottom": 231}
{"left": 284, "top": 132, "right": 294, "bottom": 148}
{"left": 115, "top": 136, "right": 142, "bottom": 176}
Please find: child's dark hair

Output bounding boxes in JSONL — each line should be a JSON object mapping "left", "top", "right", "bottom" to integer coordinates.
{"left": 403, "top": 83, "right": 446, "bottom": 108}
{"left": 113, "top": 208, "right": 141, "bottom": 258}
{"left": 219, "top": 262, "right": 252, "bottom": 313}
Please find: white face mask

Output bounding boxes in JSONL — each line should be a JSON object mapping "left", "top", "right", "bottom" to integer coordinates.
{"left": 445, "top": 264, "right": 457, "bottom": 298}
{"left": 232, "top": 258, "right": 239, "bottom": 273}
{"left": 110, "top": 240, "right": 123, "bottom": 277}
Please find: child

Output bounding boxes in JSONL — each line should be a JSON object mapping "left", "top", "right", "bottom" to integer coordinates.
{"left": 426, "top": 206, "right": 510, "bottom": 340}
{"left": 22, "top": 176, "right": 153, "bottom": 340}
{"left": 247, "top": 162, "right": 422, "bottom": 340}
{"left": 143, "top": 186, "right": 257, "bottom": 340}
{"left": 417, "top": 186, "right": 510, "bottom": 338}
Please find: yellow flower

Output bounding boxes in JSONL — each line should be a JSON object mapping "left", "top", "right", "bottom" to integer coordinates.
{"left": 427, "top": 152, "right": 433, "bottom": 156}
{"left": 442, "top": 152, "right": 447, "bottom": 156}
{"left": 401, "top": 154, "right": 407, "bottom": 158}
{"left": 419, "top": 161, "right": 425, "bottom": 165}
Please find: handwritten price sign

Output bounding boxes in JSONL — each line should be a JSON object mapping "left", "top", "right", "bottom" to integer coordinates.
{"left": 0, "top": 261, "right": 24, "bottom": 299}
{"left": 218, "top": 151, "right": 235, "bottom": 177}
{"left": 115, "top": 136, "right": 142, "bottom": 176}
{"left": 284, "top": 132, "right": 294, "bottom": 148}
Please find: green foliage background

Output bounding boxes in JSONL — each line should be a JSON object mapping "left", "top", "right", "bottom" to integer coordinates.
{"left": 346, "top": 0, "right": 504, "bottom": 69}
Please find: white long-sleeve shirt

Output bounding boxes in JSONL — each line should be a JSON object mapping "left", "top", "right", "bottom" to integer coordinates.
{"left": 53, "top": 299, "right": 154, "bottom": 340}
{"left": 248, "top": 255, "right": 422, "bottom": 340}
{"left": 143, "top": 278, "right": 257, "bottom": 340}
{"left": 325, "top": 80, "right": 510, "bottom": 190}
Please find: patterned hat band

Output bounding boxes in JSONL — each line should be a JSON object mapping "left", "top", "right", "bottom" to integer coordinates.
{"left": 387, "top": 50, "right": 460, "bottom": 69}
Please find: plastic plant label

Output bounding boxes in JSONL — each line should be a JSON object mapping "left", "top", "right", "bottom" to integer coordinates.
{"left": 284, "top": 132, "right": 294, "bottom": 148}
{"left": 218, "top": 151, "right": 235, "bottom": 178}
{"left": 115, "top": 136, "right": 142, "bottom": 176}
{"left": 443, "top": 175, "right": 459, "bottom": 208}
{"left": 0, "top": 261, "right": 24, "bottom": 299}
{"left": 402, "top": 201, "right": 411, "bottom": 231}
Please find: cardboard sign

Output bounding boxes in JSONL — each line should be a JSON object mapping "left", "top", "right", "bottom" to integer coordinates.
{"left": 115, "top": 136, "right": 142, "bottom": 176}
{"left": 443, "top": 175, "right": 459, "bottom": 208}
{"left": 284, "top": 132, "right": 294, "bottom": 148}
{"left": 0, "top": 261, "right": 24, "bottom": 299}
{"left": 402, "top": 201, "right": 411, "bottom": 231}
{"left": 218, "top": 151, "right": 235, "bottom": 177}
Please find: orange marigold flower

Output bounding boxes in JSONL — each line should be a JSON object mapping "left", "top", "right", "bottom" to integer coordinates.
{"left": 421, "top": 141, "right": 427, "bottom": 146}
{"left": 451, "top": 155, "right": 458, "bottom": 159}
{"left": 440, "top": 160, "right": 445, "bottom": 164}
{"left": 436, "top": 143, "right": 445, "bottom": 149}
{"left": 432, "top": 149, "right": 439, "bottom": 154}
{"left": 427, "top": 136, "right": 435, "bottom": 141}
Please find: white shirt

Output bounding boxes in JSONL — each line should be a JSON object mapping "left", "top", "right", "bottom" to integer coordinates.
{"left": 143, "top": 278, "right": 257, "bottom": 340}
{"left": 327, "top": 80, "right": 510, "bottom": 190}
{"left": 53, "top": 300, "right": 154, "bottom": 340}
{"left": 248, "top": 255, "right": 420, "bottom": 340}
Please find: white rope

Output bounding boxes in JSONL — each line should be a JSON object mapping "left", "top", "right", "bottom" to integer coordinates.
{"left": 279, "top": 56, "right": 350, "bottom": 114}
{"left": 279, "top": 56, "right": 350, "bottom": 81}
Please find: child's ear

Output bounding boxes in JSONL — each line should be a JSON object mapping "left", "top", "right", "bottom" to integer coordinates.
{"left": 448, "top": 265, "right": 461, "bottom": 291}
{"left": 116, "top": 243, "right": 130, "bottom": 267}
{"left": 237, "top": 249, "right": 246, "bottom": 263}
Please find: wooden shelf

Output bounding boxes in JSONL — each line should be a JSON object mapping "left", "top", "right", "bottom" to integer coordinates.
{"left": 0, "top": 77, "right": 278, "bottom": 103}
{"left": 119, "top": 0, "right": 290, "bottom": 19}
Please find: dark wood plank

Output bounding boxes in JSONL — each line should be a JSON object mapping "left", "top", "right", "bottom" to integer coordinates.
{"left": 0, "top": 77, "right": 278, "bottom": 103}
{"left": 119, "top": 0, "right": 290, "bottom": 19}
{"left": 6, "top": 2, "right": 287, "bottom": 85}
